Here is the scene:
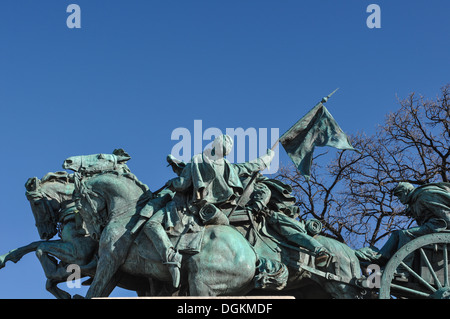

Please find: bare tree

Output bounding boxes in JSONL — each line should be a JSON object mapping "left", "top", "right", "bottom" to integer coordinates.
{"left": 276, "top": 84, "right": 450, "bottom": 249}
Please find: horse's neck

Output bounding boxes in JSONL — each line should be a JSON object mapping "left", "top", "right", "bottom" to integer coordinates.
{"left": 43, "top": 182, "right": 76, "bottom": 221}
{"left": 89, "top": 173, "right": 146, "bottom": 217}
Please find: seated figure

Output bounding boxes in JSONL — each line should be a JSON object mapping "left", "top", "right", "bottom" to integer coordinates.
{"left": 356, "top": 182, "right": 450, "bottom": 267}
{"left": 136, "top": 134, "right": 275, "bottom": 288}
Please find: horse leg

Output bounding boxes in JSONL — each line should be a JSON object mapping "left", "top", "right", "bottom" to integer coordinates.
{"left": 36, "top": 246, "right": 72, "bottom": 299}
{"left": 0, "top": 240, "right": 48, "bottom": 268}
{"left": 35, "top": 240, "right": 92, "bottom": 299}
{"left": 84, "top": 249, "right": 122, "bottom": 298}
{"left": 85, "top": 222, "right": 133, "bottom": 298}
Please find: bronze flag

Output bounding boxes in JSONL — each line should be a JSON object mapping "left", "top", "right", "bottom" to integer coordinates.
{"left": 279, "top": 90, "right": 355, "bottom": 179}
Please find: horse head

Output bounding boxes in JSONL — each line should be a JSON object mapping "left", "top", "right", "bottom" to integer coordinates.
{"left": 25, "top": 171, "right": 75, "bottom": 240}
{"left": 65, "top": 149, "right": 151, "bottom": 242}
{"left": 62, "top": 149, "right": 131, "bottom": 174}
{"left": 62, "top": 149, "right": 134, "bottom": 240}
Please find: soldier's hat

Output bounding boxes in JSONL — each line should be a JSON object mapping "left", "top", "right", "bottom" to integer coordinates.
{"left": 166, "top": 154, "right": 186, "bottom": 176}
{"left": 392, "top": 182, "right": 415, "bottom": 196}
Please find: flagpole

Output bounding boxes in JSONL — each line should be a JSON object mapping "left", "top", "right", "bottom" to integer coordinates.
{"left": 322, "top": 88, "right": 339, "bottom": 103}
{"left": 279, "top": 88, "right": 339, "bottom": 143}
{"left": 226, "top": 89, "right": 340, "bottom": 219}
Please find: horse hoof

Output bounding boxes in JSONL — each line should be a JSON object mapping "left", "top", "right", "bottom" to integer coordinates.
{"left": 72, "top": 294, "right": 85, "bottom": 299}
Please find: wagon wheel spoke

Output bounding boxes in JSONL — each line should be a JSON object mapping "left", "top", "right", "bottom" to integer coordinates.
{"left": 444, "top": 244, "right": 449, "bottom": 287}
{"left": 399, "top": 261, "right": 437, "bottom": 293}
{"left": 390, "top": 283, "right": 432, "bottom": 298}
{"left": 419, "top": 247, "right": 442, "bottom": 289}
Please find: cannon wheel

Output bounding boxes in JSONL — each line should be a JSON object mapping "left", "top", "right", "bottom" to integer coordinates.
{"left": 379, "top": 233, "right": 450, "bottom": 299}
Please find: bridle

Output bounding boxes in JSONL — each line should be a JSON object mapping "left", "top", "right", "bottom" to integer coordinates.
{"left": 73, "top": 171, "right": 109, "bottom": 230}
{"left": 26, "top": 189, "right": 59, "bottom": 237}
{"left": 72, "top": 170, "right": 153, "bottom": 236}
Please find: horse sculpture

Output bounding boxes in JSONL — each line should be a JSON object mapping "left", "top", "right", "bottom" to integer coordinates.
{"left": 0, "top": 171, "right": 98, "bottom": 298}
{"left": 63, "top": 152, "right": 258, "bottom": 298}
{"left": 0, "top": 171, "right": 157, "bottom": 298}
{"left": 63, "top": 150, "right": 365, "bottom": 298}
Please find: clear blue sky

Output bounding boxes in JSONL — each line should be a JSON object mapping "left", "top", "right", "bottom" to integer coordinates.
{"left": 0, "top": 0, "right": 449, "bottom": 298}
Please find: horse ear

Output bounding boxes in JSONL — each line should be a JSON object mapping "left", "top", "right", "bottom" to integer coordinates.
{"left": 25, "top": 177, "right": 40, "bottom": 191}
{"left": 113, "top": 148, "right": 131, "bottom": 163}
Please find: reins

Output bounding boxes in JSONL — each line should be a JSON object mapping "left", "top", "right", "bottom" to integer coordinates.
{"left": 73, "top": 170, "right": 153, "bottom": 230}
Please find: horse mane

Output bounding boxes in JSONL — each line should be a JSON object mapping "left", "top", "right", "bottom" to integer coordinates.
{"left": 25, "top": 171, "right": 73, "bottom": 196}
{"left": 99, "top": 170, "right": 151, "bottom": 195}
{"left": 67, "top": 150, "right": 150, "bottom": 193}
{"left": 79, "top": 167, "right": 150, "bottom": 195}
{"left": 41, "top": 171, "right": 74, "bottom": 184}
{"left": 121, "top": 172, "right": 150, "bottom": 194}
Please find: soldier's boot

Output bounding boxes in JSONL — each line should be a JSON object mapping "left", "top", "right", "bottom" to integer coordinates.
{"left": 164, "top": 249, "right": 182, "bottom": 288}
{"left": 143, "top": 221, "right": 182, "bottom": 288}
